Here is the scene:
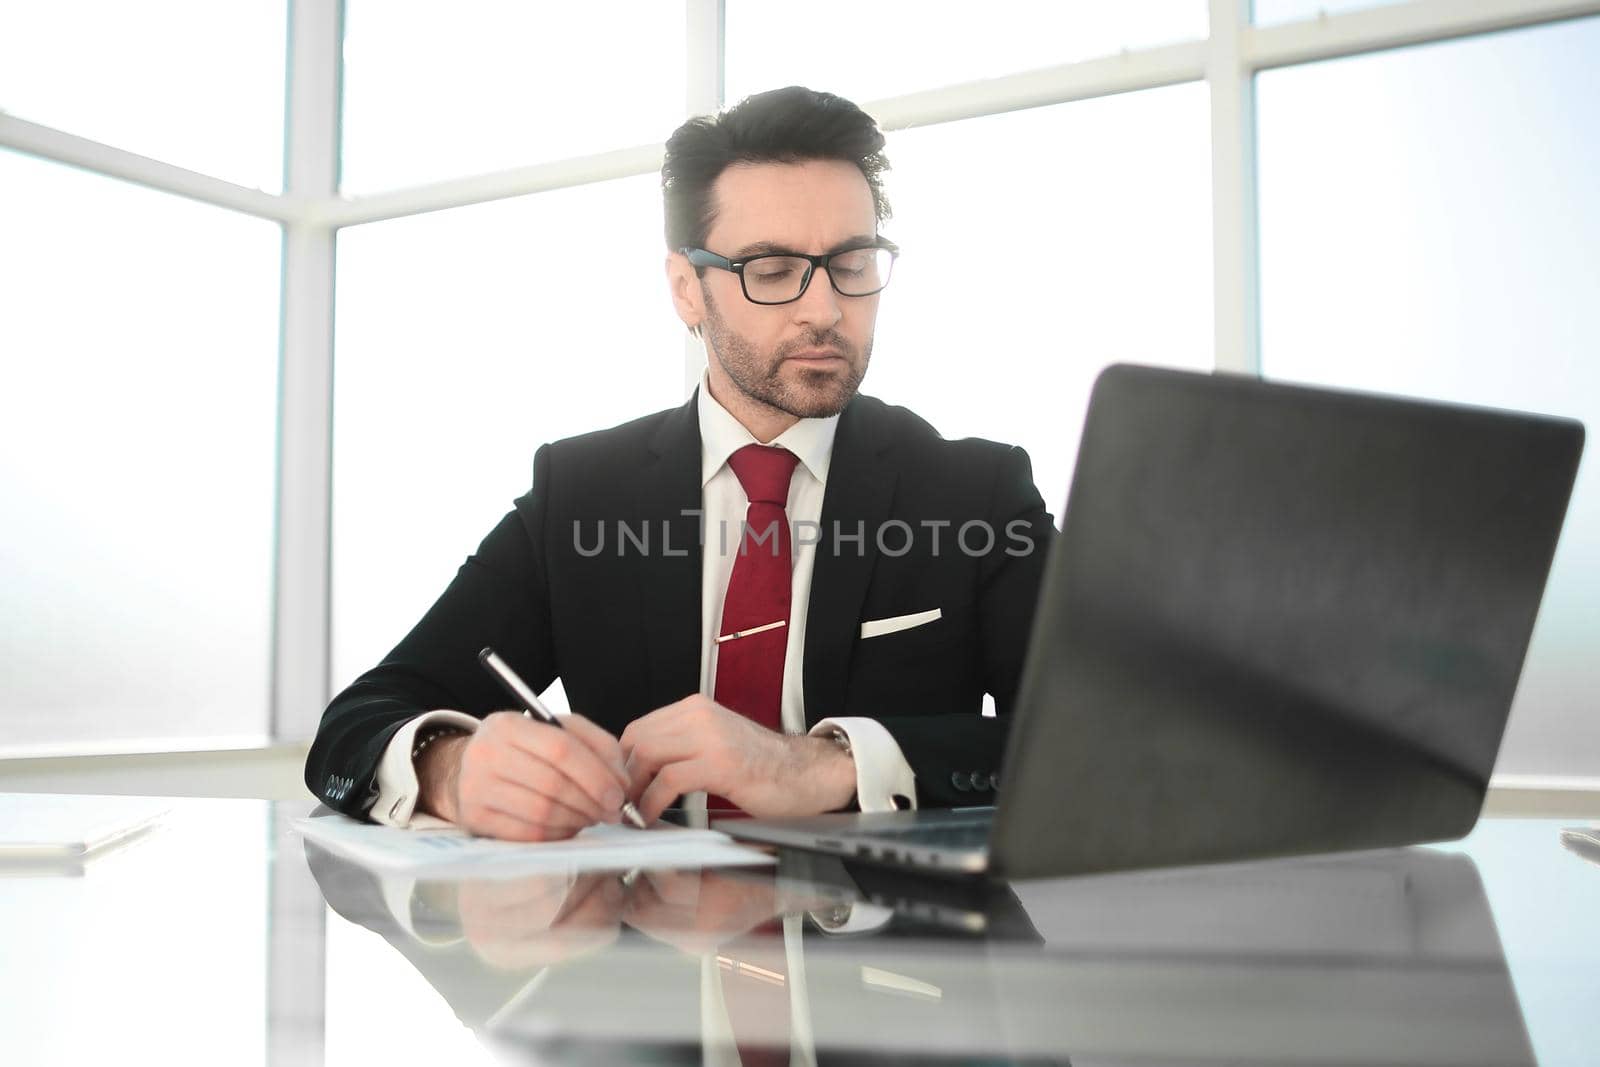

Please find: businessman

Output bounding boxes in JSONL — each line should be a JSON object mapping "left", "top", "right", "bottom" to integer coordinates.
{"left": 305, "top": 86, "right": 1054, "bottom": 840}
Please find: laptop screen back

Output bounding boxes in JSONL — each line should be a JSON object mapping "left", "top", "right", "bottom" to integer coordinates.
{"left": 991, "top": 365, "right": 1583, "bottom": 878}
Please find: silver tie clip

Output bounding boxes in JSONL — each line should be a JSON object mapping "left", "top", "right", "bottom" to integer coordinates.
{"left": 715, "top": 619, "right": 787, "bottom": 644}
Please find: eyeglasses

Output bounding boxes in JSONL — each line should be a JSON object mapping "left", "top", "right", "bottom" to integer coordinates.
{"left": 681, "top": 240, "right": 899, "bottom": 305}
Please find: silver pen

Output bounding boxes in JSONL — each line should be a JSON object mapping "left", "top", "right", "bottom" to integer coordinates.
{"left": 478, "top": 646, "right": 649, "bottom": 829}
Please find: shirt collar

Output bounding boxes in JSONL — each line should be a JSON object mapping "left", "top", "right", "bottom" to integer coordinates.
{"left": 697, "top": 370, "right": 840, "bottom": 488}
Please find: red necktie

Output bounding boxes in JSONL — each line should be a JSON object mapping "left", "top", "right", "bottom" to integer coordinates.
{"left": 709, "top": 445, "right": 799, "bottom": 811}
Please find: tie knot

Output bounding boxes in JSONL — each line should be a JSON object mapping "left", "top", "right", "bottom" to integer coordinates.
{"left": 728, "top": 445, "right": 800, "bottom": 506}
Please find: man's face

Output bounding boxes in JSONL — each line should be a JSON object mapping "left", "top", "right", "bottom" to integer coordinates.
{"left": 673, "top": 159, "right": 882, "bottom": 421}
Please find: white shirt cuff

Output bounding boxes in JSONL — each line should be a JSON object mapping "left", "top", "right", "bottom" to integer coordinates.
{"left": 809, "top": 900, "right": 896, "bottom": 935}
{"left": 808, "top": 717, "right": 917, "bottom": 813}
{"left": 371, "top": 710, "right": 481, "bottom": 829}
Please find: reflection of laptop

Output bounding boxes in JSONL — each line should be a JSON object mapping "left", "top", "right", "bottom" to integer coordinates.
{"left": 985, "top": 848, "right": 1534, "bottom": 1064}
{"left": 721, "top": 364, "right": 1584, "bottom": 878}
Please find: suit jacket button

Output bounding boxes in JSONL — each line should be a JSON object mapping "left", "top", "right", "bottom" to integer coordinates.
{"left": 950, "top": 771, "right": 970, "bottom": 793}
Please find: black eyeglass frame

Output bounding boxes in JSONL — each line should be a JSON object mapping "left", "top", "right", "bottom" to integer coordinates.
{"left": 680, "top": 239, "right": 901, "bottom": 305}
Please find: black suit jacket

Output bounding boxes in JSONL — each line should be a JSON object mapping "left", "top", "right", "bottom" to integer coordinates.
{"left": 306, "top": 390, "right": 1054, "bottom": 813}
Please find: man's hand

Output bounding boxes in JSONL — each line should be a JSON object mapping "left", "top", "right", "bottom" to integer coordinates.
{"left": 619, "top": 695, "right": 856, "bottom": 822}
{"left": 624, "top": 868, "right": 780, "bottom": 955}
{"left": 459, "top": 872, "right": 625, "bottom": 970}
{"left": 418, "top": 711, "right": 631, "bottom": 840}
{"left": 622, "top": 868, "right": 842, "bottom": 956}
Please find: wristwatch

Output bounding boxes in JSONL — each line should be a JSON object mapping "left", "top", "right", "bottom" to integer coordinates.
{"left": 822, "top": 727, "right": 858, "bottom": 811}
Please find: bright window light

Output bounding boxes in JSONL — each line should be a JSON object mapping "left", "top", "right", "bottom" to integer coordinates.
{"left": 0, "top": 0, "right": 286, "bottom": 190}
{"left": 1258, "top": 16, "right": 1600, "bottom": 776}
{"left": 0, "top": 150, "right": 281, "bottom": 752}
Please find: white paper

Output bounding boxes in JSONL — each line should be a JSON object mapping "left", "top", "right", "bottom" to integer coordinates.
{"left": 293, "top": 813, "right": 773, "bottom": 877}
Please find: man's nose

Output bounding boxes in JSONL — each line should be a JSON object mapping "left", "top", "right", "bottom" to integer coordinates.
{"left": 790, "top": 268, "right": 844, "bottom": 330}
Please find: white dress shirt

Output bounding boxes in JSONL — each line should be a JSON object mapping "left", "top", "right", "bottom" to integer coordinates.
{"left": 369, "top": 375, "right": 917, "bottom": 828}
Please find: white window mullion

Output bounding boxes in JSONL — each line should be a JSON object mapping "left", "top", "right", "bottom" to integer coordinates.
{"left": 0, "top": 113, "right": 292, "bottom": 222}
{"left": 1209, "top": 0, "right": 1261, "bottom": 376}
{"left": 686, "top": 0, "right": 724, "bottom": 116}
{"left": 1247, "top": 0, "right": 1600, "bottom": 69}
{"left": 682, "top": 0, "right": 724, "bottom": 398}
{"left": 272, "top": 0, "right": 342, "bottom": 741}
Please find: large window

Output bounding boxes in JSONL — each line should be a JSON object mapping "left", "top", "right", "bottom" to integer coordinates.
{"left": 1257, "top": 16, "right": 1600, "bottom": 776}
{"left": 727, "top": 1, "right": 1207, "bottom": 104}
{"left": 0, "top": 150, "right": 281, "bottom": 752}
{"left": 340, "top": 0, "right": 686, "bottom": 193}
{"left": 1253, "top": 0, "right": 1407, "bottom": 24}
{"left": 872, "top": 84, "right": 1213, "bottom": 514}
{"left": 4, "top": 1, "right": 1596, "bottom": 780}
{"left": 0, "top": 0, "right": 286, "bottom": 190}
{"left": 331, "top": 175, "right": 684, "bottom": 690}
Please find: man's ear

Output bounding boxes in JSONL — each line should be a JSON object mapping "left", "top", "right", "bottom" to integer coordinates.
{"left": 665, "top": 251, "right": 705, "bottom": 333}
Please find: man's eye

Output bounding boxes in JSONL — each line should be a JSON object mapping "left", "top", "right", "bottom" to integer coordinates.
{"left": 751, "top": 267, "right": 795, "bottom": 282}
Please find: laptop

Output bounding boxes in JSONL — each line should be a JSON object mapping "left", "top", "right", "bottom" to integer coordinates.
{"left": 719, "top": 364, "right": 1584, "bottom": 879}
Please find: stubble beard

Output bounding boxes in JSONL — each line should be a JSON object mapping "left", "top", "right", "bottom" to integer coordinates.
{"left": 700, "top": 286, "right": 871, "bottom": 421}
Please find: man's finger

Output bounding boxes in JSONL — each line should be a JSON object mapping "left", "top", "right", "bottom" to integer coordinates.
{"left": 461, "top": 875, "right": 572, "bottom": 929}
{"left": 484, "top": 769, "right": 601, "bottom": 832}
{"left": 489, "top": 745, "right": 610, "bottom": 824}
{"left": 618, "top": 696, "right": 700, "bottom": 756}
{"left": 483, "top": 739, "right": 608, "bottom": 825}
{"left": 553, "top": 874, "right": 626, "bottom": 929}
{"left": 637, "top": 758, "right": 716, "bottom": 823}
{"left": 459, "top": 802, "right": 570, "bottom": 843}
{"left": 624, "top": 730, "right": 705, "bottom": 801}
{"left": 500, "top": 717, "right": 630, "bottom": 824}
{"left": 473, "top": 735, "right": 604, "bottom": 825}
{"left": 563, "top": 713, "right": 631, "bottom": 787}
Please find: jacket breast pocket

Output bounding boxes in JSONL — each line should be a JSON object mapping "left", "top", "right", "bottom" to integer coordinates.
{"left": 852, "top": 608, "right": 969, "bottom": 665}
{"left": 844, "top": 606, "right": 979, "bottom": 717}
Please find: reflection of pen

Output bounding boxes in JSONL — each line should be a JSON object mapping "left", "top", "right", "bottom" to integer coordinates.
{"left": 478, "top": 647, "right": 649, "bottom": 830}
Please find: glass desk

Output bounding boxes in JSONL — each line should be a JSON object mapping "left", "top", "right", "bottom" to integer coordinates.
{"left": 1, "top": 796, "right": 1595, "bottom": 1065}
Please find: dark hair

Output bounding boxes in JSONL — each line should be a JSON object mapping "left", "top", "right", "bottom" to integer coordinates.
{"left": 661, "top": 86, "right": 892, "bottom": 252}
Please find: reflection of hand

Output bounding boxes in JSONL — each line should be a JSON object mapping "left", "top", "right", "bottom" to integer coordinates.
{"left": 624, "top": 869, "right": 786, "bottom": 956}
{"left": 419, "top": 711, "right": 632, "bottom": 841}
{"left": 620, "top": 695, "right": 855, "bottom": 821}
{"left": 458, "top": 871, "right": 625, "bottom": 970}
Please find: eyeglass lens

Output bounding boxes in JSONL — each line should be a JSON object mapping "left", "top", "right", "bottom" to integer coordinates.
{"left": 742, "top": 248, "right": 895, "bottom": 303}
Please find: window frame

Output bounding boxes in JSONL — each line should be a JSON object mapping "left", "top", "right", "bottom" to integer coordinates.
{"left": 1, "top": 0, "right": 1594, "bottom": 746}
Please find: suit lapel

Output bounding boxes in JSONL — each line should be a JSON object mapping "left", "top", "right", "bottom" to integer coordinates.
{"left": 632, "top": 393, "right": 704, "bottom": 708}
{"left": 803, "top": 397, "right": 896, "bottom": 728}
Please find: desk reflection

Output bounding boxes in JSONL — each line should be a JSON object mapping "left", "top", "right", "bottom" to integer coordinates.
{"left": 306, "top": 843, "right": 1531, "bottom": 1066}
